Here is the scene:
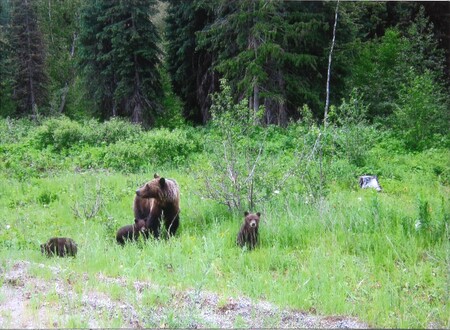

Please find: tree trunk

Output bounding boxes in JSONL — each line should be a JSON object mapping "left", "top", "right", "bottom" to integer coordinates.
{"left": 324, "top": 0, "right": 339, "bottom": 129}
{"left": 24, "top": 0, "right": 36, "bottom": 118}
{"left": 253, "top": 83, "right": 259, "bottom": 119}
{"left": 58, "top": 83, "right": 69, "bottom": 113}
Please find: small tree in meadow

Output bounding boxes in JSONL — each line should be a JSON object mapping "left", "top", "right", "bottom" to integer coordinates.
{"left": 199, "top": 79, "right": 273, "bottom": 212}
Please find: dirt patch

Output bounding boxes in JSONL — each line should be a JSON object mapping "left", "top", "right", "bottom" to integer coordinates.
{"left": 0, "top": 260, "right": 369, "bottom": 328}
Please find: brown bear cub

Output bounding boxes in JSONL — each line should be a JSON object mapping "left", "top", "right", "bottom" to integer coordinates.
{"left": 41, "top": 237, "right": 77, "bottom": 257}
{"left": 116, "top": 219, "right": 148, "bottom": 245}
{"left": 134, "top": 173, "right": 180, "bottom": 239}
{"left": 237, "top": 211, "right": 261, "bottom": 250}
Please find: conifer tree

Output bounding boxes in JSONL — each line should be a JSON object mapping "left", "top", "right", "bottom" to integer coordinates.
{"left": 79, "top": 0, "right": 163, "bottom": 125}
{"left": 0, "top": 0, "right": 16, "bottom": 116}
{"left": 165, "top": 0, "right": 216, "bottom": 124}
{"left": 10, "top": 0, "right": 48, "bottom": 118}
{"left": 197, "top": 0, "right": 331, "bottom": 126}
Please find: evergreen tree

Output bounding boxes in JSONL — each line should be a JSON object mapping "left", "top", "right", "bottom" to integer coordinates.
{"left": 165, "top": 0, "right": 216, "bottom": 124}
{"left": 10, "top": 0, "right": 48, "bottom": 118}
{"left": 197, "top": 0, "right": 333, "bottom": 126}
{"left": 78, "top": 0, "right": 163, "bottom": 125}
{"left": 346, "top": 6, "right": 447, "bottom": 119}
{"left": 0, "top": 0, "right": 16, "bottom": 116}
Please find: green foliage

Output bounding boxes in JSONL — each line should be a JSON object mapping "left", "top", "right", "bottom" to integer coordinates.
{"left": 0, "top": 115, "right": 449, "bottom": 328}
{"left": 155, "top": 65, "right": 186, "bottom": 129}
{"left": 35, "top": 0, "right": 82, "bottom": 115}
{"left": 0, "top": 11, "right": 16, "bottom": 117}
{"left": 329, "top": 89, "right": 379, "bottom": 166}
{"left": 196, "top": 0, "right": 333, "bottom": 124}
{"left": 32, "top": 116, "right": 142, "bottom": 151}
{"left": 392, "top": 70, "right": 449, "bottom": 151}
{"left": 347, "top": 7, "right": 447, "bottom": 126}
{"left": 0, "top": 117, "right": 202, "bottom": 179}
{"left": 165, "top": 0, "right": 213, "bottom": 124}
{"left": 196, "top": 79, "right": 271, "bottom": 211}
{"left": 10, "top": 0, "right": 48, "bottom": 117}
{"left": 78, "top": 0, "right": 163, "bottom": 125}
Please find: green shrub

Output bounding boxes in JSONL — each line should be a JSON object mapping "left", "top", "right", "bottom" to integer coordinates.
{"left": 0, "top": 118, "right": 35, "bottom": 144}
{"left": 329, "top": 89, "right": 379, "bottom": 167}
{"left": 32, "top": 116, "right": 143, "bottom": 151}
{"left": 92, "top": 117, "right": 143, "bottom": 145}
{"left": 33, "top": 116, "right": 85, "bottom": 151}
{"left": 393, "top": 69, "right": 449, "bottom": 151}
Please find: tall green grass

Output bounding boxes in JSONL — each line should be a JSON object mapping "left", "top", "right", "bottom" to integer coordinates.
{"left": 0, "top": 118, "right": 448, "bottom": 328}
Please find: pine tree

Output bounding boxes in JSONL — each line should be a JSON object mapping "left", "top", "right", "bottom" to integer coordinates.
{"left": 197, "top": 0, "right": 332, "bottom": 126}
{"left": 165, "top": 0, "right": 217, "bottom": 124}
{"left": 78, "top": 0, "right": 163, "bottom": 125}
{"left": 0, "top": 0, "right": 16, "bottom": 116}
{"left": 10, "top": 0, "right": 48, "bottom": 118}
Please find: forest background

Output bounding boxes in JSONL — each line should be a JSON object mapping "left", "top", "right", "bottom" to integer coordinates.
{"left": 0, "top": 0, "right": 449, "bottom": 328}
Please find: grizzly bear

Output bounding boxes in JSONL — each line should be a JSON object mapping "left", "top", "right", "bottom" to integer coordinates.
{"left": 134, "top": 173, "right": 180, "bottom": 239}
{"left": 116, "top": 219, "right": 148, "bottom": 245}
{"left": 237, "top": 211, "right": 261, "bottom": 250}
{"left": 41, "top": 237, "right": 77, "bottom": 257}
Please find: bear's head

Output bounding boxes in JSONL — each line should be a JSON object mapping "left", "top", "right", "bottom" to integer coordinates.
{"left": 135, "top": 173, "right": 179, "bottom": 203}
{"left": 244, "top": 211, "right": 261, "bottom": 229}
{"left": 134, "top": 219, "right": 147, "bottom": 232}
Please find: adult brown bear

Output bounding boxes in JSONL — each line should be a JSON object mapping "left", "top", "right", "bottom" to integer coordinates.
{"left": 134, "top": 174, "right": 180, "bottom": 239}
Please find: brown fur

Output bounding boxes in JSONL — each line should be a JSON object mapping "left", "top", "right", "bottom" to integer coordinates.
{"left": 41, "top": 237, "right": 77, "bottom": 257}
{"left": 134, "top": 173, "right": 180, "bottom": 239}
{"left": 237, "top": 211, "right": 261, "bottom": 250}
{"left": 116, "top": 219, "right": 148, "bottom": 245}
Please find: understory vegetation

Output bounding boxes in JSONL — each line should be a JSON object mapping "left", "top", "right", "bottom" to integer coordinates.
{"left": 0, "top": 113, "right": 448, "bottom": 328}
{"left": 1, "top": 1, "right": 449, "bottom": 328}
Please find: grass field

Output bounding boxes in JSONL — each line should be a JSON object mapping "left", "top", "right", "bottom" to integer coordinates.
{"left": 0, "top": 118, "right": 449, "bottom": 328}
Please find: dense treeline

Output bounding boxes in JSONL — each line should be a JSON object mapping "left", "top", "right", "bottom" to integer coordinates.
{"left": 0, "top": 0, "right": 449, "bottom": 146}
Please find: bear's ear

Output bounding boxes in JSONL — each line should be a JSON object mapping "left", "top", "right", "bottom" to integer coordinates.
{"left": 244, "top": 211, "right": 249, "bottom": 216}
{"left": 159, "top": 177, "right": 166, "bottom": 186}
{"left": 154, "top": 173, "right": 160, "bottom": 179}
{"left": 134, "top": 218, "right": 139, "bottom": 224}
{"left": 256, "top": 212, "right": 261, "bottom": 217}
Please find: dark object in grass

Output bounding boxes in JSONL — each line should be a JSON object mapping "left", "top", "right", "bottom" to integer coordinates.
{"left": 116, "top": 219, "right": 148, "bottom": 246}
{"left": 359, "top": 175, "right": 382, "bottom": 192}
{"left": 41, "top": 237, "right": 77, "bottom": 257}
{"left": 237, "top": 211, "right": 261, "bottom": 250}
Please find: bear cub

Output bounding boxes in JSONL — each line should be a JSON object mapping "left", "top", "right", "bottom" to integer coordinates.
{"left": 237, "top": 211, "right": 261, "bottom": 250}
{"left": 116, "top": 219, "right": 148, "bottom": 245}
{"left": 41, "top": 237, "right": 78, "bottom": 257}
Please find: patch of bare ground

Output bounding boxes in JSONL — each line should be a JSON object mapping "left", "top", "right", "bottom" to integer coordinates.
{"left": 0, "top": 260, "right": 369, "bottom": 328}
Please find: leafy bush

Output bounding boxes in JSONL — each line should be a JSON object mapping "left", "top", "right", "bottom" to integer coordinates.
{"left": 329, "top": 89, "right": 379, "bottom": 166}
{"left": 347, "top": 8, "right": 446, "bottom": 123}
{"left": 0, "top": 118, "right": 35, "bottom": 144}
{"left": 33, "top": 116, "right": 86, "bottom": 151}
{"left": 71, "top": 126, "right": 202, "bottom": 172}
{"left": 93, "top": 117, "right": 143, "bottom": 145}
{"left": 392, "top": 70, "right": 449, "bottom": 151}
{"left": 0, "top": 116, "right": 203, "bottom": 177}
{"left": 32, "top": 116, "right": 143, "bottom": 151}
{"left": 195, "top": 79, "right": 302, "bottom": 211}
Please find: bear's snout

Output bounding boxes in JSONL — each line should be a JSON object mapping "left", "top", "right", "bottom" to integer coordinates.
{"left": 135, "top": 189, "right": 141, "bottom": 197}
{"left": 249, "top": 220, "right": 257, "bottom": 228}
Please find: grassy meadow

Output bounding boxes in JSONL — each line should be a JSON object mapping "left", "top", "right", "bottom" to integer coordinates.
{"left": 0, "top": 117, "right": 449, "bottom": 328}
